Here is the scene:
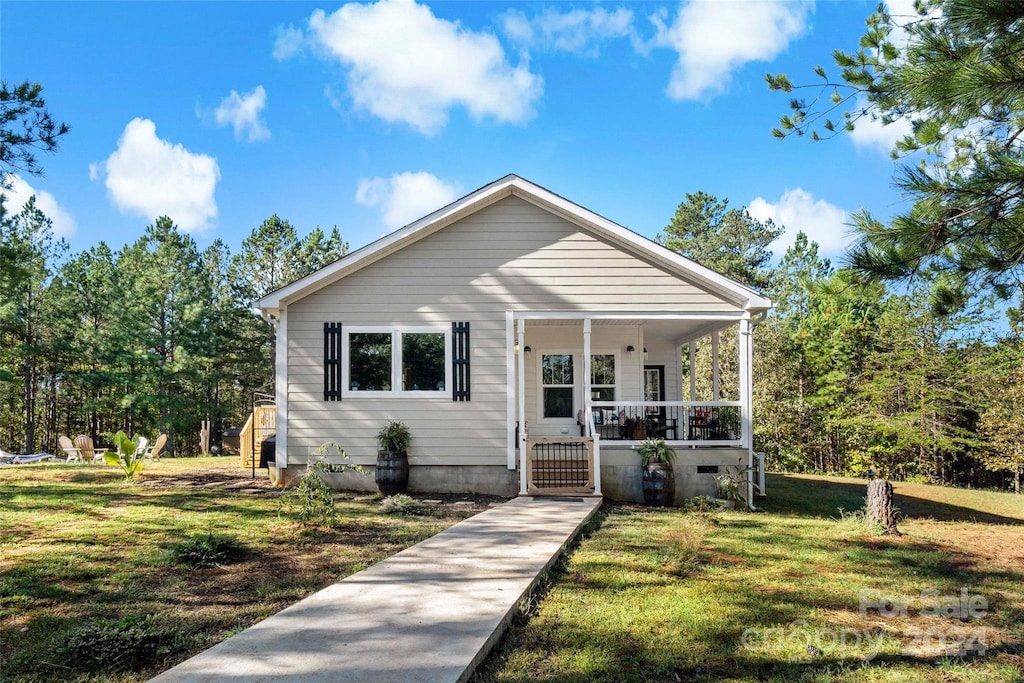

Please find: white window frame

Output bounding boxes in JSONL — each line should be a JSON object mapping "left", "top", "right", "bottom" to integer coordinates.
{"left": 536, "top": 349, "right": 619, "bottom": 423}
{"left": 590, "top": 352, "right": 618, "bottom": 403}
{"left": 341, "top": 326, "right": 452, "bottom": 398}
{"left": 537, "top": 350, "right": 576, "bottom": 423}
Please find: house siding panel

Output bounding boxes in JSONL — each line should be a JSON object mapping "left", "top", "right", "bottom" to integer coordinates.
{"left": 285, "top": 196, "right": 741, "bottom": 465}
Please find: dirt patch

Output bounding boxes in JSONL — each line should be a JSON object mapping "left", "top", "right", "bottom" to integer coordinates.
{"left": 140, "top": 471, "right": 276, "bottom": 490}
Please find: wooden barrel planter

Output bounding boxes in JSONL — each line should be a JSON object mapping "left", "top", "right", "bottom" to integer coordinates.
{"left": 375, "top": 450, "right": 409, "bottom": 495}
{"left": 642, "top": 461, "right": 675, "bottom": 506}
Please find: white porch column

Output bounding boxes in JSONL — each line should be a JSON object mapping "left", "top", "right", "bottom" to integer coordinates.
{"left": 517, "top": 318, "right": 528, "bottom": 495}
{"left": 506, "top": 311, "right": 516, "bottom": 470}
{"left": 583, "top": 318, "right": 601, "bottom": 495}
{"left": 711, "top": 330, "right": 720, "bottom": 401}
{"left": 739, "top": 315, "right": 752, "bottom": 449}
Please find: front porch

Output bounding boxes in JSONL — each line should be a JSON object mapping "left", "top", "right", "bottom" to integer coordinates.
{"left": 510, "top": 311, "right": 762, "bottom": 504}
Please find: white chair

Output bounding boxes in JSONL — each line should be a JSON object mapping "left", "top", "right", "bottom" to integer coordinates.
{"left": 59, "top": 435, "right": 83, "bottom": 463}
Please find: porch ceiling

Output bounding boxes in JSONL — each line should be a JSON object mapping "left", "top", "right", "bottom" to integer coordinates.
{"left": 523, "top": 317, "right": 737, "bottom": 345}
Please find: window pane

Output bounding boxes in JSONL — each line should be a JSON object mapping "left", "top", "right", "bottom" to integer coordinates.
{"left": 591, "top": 387, "right": 615, "bottom": 401}
{"left": 403, "top": 332, "right": 445, "bottom": 391}
{"left": 349, "top": 333, "right": 392, "bottom": 390}
{"left": 543, "top": 387, "right": 573, "bottom": 418}
{"left": 591, "top": 354, "right": 615, "bottom": 386}
{"left": 542, "top": 354, "right": 573, "bottom": 385}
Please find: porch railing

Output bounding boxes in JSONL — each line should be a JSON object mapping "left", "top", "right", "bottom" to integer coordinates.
{"left": 587, "top": 401, "right": 743, "bottom": 446}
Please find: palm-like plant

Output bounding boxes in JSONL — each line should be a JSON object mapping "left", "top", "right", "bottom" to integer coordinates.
{"left": 637, "top": 438, "right": 676, "bottom": 467}
{"left": 103, "top": 430, "right": 145, "bottom": 480}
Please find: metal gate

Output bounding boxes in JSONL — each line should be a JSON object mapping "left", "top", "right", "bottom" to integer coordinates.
{"left": 525, "top": 437, "right": 595, "bottom": 495}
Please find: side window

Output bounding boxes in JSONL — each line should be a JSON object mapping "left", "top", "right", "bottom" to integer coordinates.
{"left": 541, "top": 354, "right": 574, "bottom": 418}
{"left": 349, "top": 332, "right": 393, "bottom": 391}
{"left": 591, "top": 354, "right": 615, "bottom": 401}
{"left": 402, "top": 332, "right": 446, "bottom": 391}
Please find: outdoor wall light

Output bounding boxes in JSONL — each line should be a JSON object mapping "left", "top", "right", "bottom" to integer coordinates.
{"left": 524, "top": 346, "right": 532, "bottom": 354}
{"left": 626, "top": 345, "right": 635, "bottom": 359}
{"left": 644, "top": 347, "right": 649, "bottom": 361}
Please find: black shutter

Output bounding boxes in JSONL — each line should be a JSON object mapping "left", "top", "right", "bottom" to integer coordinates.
{"left": 452, "top": 321, "right": 470, "bottom": 401}
{"left": 324, "top": 322, "right": 342, "bottom": 401}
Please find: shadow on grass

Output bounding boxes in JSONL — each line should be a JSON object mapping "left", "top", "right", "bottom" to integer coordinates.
{"left": 765, "top": 474, "right": 1024, "bottom": 526}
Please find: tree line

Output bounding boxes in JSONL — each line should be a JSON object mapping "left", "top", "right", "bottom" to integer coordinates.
{"left": 0, "top": 201, "right": 346, "bottom": 456}
{"left": 660, "top": 193, "right": 1024, "bottom": 494}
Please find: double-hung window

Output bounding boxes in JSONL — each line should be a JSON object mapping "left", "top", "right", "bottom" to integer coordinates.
{"left": 541, "top": 353, "right": 574, "bottom": 418}
{"left": 590, "top": 354, "right": 616, "bottom": 402}
{"left": 342, "top": 327, "right": 450, "bottom": 397}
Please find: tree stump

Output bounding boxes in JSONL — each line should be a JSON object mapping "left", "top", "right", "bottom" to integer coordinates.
{"left": 866, "top": 478, "right": 901, "bottom": 536}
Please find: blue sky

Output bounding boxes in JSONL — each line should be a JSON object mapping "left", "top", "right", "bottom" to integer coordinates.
{"left": 2, "top": 0, "right": 914, "bottom": 263}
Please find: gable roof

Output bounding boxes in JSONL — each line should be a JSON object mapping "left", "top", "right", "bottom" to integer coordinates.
{"left": 255, "top": 174, "right": 773, "bottom": 315}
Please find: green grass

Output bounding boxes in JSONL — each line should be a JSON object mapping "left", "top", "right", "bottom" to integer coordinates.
{"left": 474, "top": 474, "right": 1024, "bottom": 682}
{"left": 0, "top": 458, "right": 491, "bottom": 682}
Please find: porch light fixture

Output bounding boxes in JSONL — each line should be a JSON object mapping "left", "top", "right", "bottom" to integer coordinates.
{"left": 643, "top": 347, "right": 649, "bottom": 361}
{"left": 524, "top": 346, "right": 532, "bottom": 354}
{"left": 626, "top": 345, "right": 635, "bottom": 359}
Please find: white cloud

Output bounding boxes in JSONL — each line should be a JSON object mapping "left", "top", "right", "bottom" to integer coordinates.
{"left": 500, "top": 7, "right": 635, "bottom": 56}
{"left": 748, "top": 188, "right": 850, "bottom": 256}
{"left": 849, "top": 100, "right": 913, "bottom": 156}
{"left": 355, "top": 171, "right": 459, "bottom": 229}
{"left": 651, "top": 0, "right": 812, "bottom": 101}
{"left": 1, "top": 174, "right": 77, "bottom": 237}
{"left": 210, "top": 85, "right": 271, "bottom": 142}
{"left": 304, "top": 0, "right": 542, "bottom": 135}
{"left": 94, "top": 118, "right": 219, "bottom": 232}
{"left": 273, "top": 25, "right": 305, "bottom": 61}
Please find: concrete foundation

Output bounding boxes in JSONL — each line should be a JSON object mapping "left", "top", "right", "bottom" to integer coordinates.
{"left": 276, "top": 447, "right": 747, "bottom": 505}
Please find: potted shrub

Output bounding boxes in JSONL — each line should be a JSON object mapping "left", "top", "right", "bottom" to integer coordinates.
{"left": 638, "top": 438, "right": 676, "bottom": 506}
{"left": 714, "top": 467, "right": 746, "bottom": 509}
{"left": 376, "top": 420, "right": 411, "bottom": 495}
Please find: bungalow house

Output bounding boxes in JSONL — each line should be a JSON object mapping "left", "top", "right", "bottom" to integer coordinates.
{"left": 255, "top": 175, "right": 772, "bottom": 504}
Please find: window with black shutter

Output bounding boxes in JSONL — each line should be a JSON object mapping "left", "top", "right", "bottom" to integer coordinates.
{"left": 452, "top": 321, "right": 470, "bottom": 401}
{"left": 324, "top": 322, "right": 342, "bottom": 401}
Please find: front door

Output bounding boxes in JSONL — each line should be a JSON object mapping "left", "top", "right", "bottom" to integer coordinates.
{"left": 644, "top": 365, "right": 666, "bottom": 422}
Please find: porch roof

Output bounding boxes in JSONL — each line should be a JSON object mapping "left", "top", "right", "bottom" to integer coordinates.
{"left": 519, "top": 312, "right": 745, "bottom": 345}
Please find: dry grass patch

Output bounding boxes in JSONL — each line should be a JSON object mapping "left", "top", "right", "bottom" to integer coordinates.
{"left": 1, "top": 457, "right": 498, "bottom": 682}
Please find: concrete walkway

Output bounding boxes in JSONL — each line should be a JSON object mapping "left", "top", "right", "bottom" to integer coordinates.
{"left": 151, "top": 495, "right": 603, "bottom": 683}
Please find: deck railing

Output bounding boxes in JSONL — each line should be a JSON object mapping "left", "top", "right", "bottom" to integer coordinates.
{"left": 239, "top": 405, "right": 276, "bottom": 468}
{"left": 588, "top": 400, "right": 743, "bottom": 446}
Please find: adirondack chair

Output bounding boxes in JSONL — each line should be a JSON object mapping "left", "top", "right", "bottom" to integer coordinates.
{"left": 142, "top": 433, "right": 168, "bottom": 460}
{"left": 59, "top": 435, "right": 83, "bottom": 463}
{"left": 73, "top": 434, "right": 106, "bottom": 465}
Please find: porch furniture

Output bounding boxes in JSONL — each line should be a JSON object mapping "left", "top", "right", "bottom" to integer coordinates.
{"left": 59, "top": 435, "right": 83, "bottom": 463}
{"left": 647, "top": 418, "right": 678, "bottom": 440}
{"left": 689, "top": 411, "right": 713, "bottom": 440}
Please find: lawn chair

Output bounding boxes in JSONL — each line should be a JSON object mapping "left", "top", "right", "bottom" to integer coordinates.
{"left": 0, "top": 448, "right": 55, "bottom": 464}
{"left": 59, "top": 435, "right": 83, "bottom": 463}
{"left": 73, "top": 434, "right": 107, "bottom": 465}
{"left": 142, "top": 433, "right": 168, "bottom": 460}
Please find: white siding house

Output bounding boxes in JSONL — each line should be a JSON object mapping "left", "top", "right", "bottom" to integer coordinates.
{"left": 255, "top": 175, "right": 772, "bottom": 504}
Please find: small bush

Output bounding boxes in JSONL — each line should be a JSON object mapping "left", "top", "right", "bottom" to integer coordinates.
{"left": 173, "top": 531, "right": 246, "bottom": 569}
{"left": 279, "top": 469, "right": 336, "bottom": 527}
{"left": 380, "top": 494, "right": 424, "bottom": 516}
{"left": 64, "top": 615, "right": 175, "bottom": 672}
{"left": 681, "top": 495, "right": 719, "bottom": 513}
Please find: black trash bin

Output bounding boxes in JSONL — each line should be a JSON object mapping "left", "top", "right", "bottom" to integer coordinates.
{"left": 259, "top": 433, "right": 276, "bottom": 469}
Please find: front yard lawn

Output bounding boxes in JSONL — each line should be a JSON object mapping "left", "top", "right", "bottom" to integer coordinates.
{"left": 474, "top": 474, "right": 1024, "bottom": 682}
{"left": 0, "top": 457, "right": 494, "bottom": 682}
